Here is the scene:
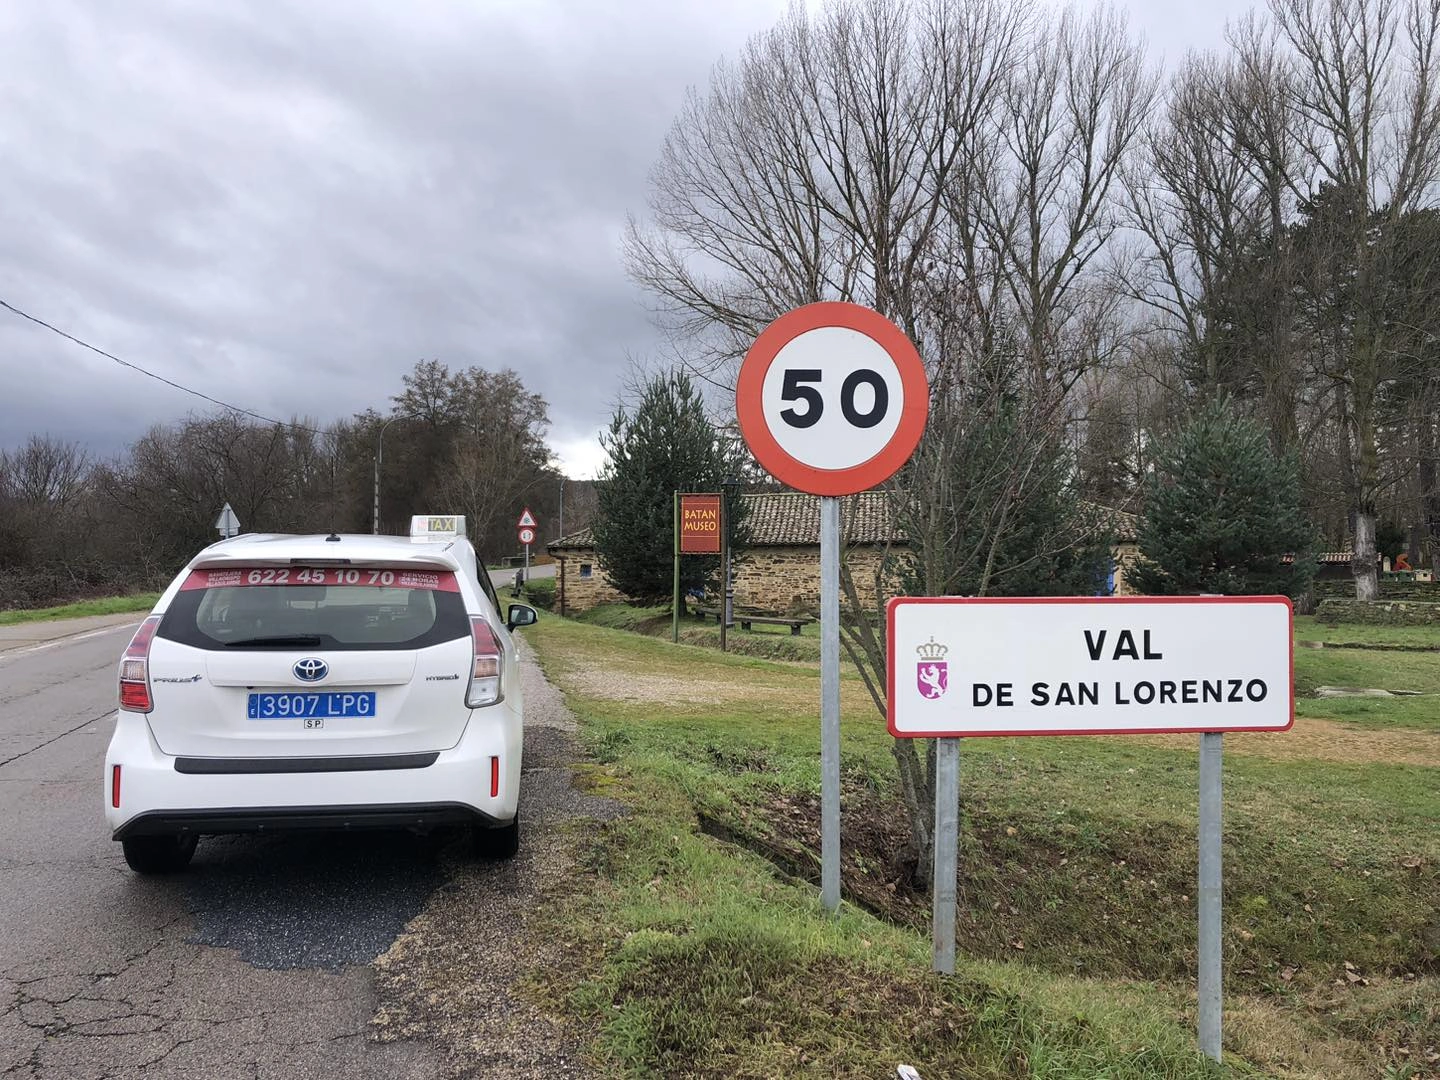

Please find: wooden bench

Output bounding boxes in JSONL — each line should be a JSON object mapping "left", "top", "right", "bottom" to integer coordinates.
{"left": 738, "top": 614, "right": 812, "bottom": 635}
{"left": 690, "top": 607, "right": 813, "bottom": 635}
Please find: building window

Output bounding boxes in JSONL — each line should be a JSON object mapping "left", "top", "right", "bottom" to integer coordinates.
{"left": 579, "top": 563, "right": 593, "bottom": 579}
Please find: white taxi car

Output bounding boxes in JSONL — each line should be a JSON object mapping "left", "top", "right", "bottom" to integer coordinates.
{"left": 104, "top": 516, "right": 534, "bottom": 874}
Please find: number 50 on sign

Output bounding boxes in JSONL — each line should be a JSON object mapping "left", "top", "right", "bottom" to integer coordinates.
{"left": 737, "top": 303, "right": 928, "bottom": 496}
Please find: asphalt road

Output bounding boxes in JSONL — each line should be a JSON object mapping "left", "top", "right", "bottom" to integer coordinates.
{"left": 490, "top": 562, "right": 556, "bottom": 587}
{"left": 0, "top": 615, "right": 598, "bottom": 1079}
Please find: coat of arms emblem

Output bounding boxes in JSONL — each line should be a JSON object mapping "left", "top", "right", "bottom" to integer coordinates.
{"left": 916, "top": 637, "right": 949, "bottom": 699}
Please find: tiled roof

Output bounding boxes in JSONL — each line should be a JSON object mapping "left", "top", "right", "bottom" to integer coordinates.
{"left": 548, "top": 492, "right": 897, "bottom": 550}
{"left": 744, "top": 491, "right": 897, "bottom": 545}
{"left": 550, "top": 491, "right": 1133, "bottom": 550}
{"left": 549, "top": 526, "right": 597, "bottom": 551}
{"left": 1092, "top": 504, "right": 1139, "bottom": 544}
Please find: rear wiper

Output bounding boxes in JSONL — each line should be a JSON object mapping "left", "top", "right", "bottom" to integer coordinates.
{"left": 224, "top": 635, "right": 324, "bottom": 648}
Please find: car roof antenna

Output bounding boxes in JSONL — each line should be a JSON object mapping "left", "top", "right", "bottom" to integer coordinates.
{"left": 325, "top": 530, "right": 342, "bottom": 543}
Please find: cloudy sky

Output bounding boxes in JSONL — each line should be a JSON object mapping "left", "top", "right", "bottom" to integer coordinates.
{"left": 0, "top": 0, "right": 1250, "bottom": 479}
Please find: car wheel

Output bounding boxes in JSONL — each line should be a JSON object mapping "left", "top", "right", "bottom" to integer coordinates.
{"left": 122, "top": 834, "right": 198, "bottom": 874}
{"left": 473, "top": 816, "right": 519, "bottom": 860}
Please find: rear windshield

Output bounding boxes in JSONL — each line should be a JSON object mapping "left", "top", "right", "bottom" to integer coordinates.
{"left": 159, "top": 567, "right": 470, "bottom": 651}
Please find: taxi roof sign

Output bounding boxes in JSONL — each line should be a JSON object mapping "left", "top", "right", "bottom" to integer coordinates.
{"left": 409, "top": 515, "right": 466, "bottom": 540}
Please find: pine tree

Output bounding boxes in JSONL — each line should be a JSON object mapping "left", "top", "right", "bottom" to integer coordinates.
{"left": 1130, "top": 401, "right": 1316, "bottom": 598}
{"left": 592, "top": 371, "right": 747, "bottom": 604}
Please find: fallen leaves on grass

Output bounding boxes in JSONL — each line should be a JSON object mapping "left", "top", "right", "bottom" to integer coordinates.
{"left": 1141, "top": 716, "right": 1440, "bottom": 766}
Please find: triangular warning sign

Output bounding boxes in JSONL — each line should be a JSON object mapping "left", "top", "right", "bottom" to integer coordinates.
{"left": 214, "top": 502, "right": 241, "bottom": 536}
{"left": 517, "top": 507, "right": 537, "bottom": 528}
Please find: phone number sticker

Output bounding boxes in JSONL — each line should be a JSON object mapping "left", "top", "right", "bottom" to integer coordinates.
{"left": 183, "top": 567, "right": 458, "bottom": 591}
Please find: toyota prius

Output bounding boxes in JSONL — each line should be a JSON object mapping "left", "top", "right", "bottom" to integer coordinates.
{"left": 104, "top": 516, "right": 534, "bottom": 873}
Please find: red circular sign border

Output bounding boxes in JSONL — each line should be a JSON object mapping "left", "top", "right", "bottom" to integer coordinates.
{"left": 736, "top": 302, "right": 928, "bottom": 496}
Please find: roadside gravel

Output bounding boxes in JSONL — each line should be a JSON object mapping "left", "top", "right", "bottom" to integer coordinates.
{"left": 368, "top": 636, "right": 622, "bottom": 1078}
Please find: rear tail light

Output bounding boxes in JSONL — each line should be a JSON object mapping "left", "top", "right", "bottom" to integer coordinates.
{"left": 466, "top": 617, "right": 503, "bottom": 707}
{"left": 118, "top": 616, "right": 163, "bottom": 713}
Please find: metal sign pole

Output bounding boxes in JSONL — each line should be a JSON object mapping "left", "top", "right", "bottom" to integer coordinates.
{"left": 672, "top": 491, "right": 681, "bottom": 643}
{"left": 720, "top": 495, "right": 730, "bottom": 653}
{"left": 734, "top": 303, "right": 930, "bottom": 920}
{"left": 932, "top": 736, "right": 960, "bottom": 973}
{"left": 524, "top": 543, "right": 530, "bottom": 582}
{"left": 819, "top": 495, "right": 841, "bottom": 914}
{"left": 1198, "top": 731, "right": 1224, "bottom": 1062}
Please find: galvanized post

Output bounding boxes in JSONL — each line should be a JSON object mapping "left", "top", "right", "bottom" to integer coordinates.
{"left": 932, "top": 737, "right": 960, "bottom": 973}
{"left": 819, "top": 495, "right": 841, "bottom": 914}
{"left": 720, "top": 494, "right": 730, "bottom": 653}
{"left": 1198, "top": 731, "right": 1223, "bottom": 1062}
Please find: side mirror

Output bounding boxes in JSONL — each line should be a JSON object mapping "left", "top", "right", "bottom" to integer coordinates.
{"left": 507, "top": 604, "right": 538, "bottom": 631}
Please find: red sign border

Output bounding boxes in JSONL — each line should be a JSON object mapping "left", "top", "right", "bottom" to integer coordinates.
{"left": 677, "top": 492, "right": 723, "bottom": 555}
{"left": 736, "top": 302, "right": 928, "bottom": 496}
{"left": 885, "top": 595, "right": 1295, "bottom": 739}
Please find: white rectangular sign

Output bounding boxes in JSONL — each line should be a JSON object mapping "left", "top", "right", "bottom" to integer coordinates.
{"left": 887, "top": 597, "right": 1293, "bottom": 738}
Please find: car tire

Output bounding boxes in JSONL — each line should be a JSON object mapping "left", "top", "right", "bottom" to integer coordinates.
{"left": 122, "top": 834, "right": 198, "bottom": 874}
{"left": 473, "top": 816, "right": 519, "bottom": 860}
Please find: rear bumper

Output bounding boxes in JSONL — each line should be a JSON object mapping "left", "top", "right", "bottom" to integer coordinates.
{"left": 104, "top": 704, "right": 522, "bottom": 838}
{"left": 113, "top": 801, "right": 496, "bottom": 839}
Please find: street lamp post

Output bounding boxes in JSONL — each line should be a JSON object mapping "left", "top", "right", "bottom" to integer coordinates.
{"left": 373, "top": 415, "right": 408, "bottom": 535}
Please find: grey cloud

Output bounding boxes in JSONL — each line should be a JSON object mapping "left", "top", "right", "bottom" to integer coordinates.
{"left": 0, "top": 0, "right": 1251, "bottom": 474}
{"left": 0, "top": 0, "right": 788, "bottom": 472}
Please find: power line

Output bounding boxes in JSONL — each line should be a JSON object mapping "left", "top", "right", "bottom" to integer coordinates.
{"left": 0, "top": 296, "right": 327, "bottom": 434}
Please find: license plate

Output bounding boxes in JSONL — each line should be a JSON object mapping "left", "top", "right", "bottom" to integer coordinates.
{"left": 247, "top": 692, "right": 376, "bottom": 720}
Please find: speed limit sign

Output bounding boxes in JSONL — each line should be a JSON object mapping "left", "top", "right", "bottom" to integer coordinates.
{"left": 517, "top": 526, "right": 536, "bottom": 545}
{"left": 735, "top": 302, "right": 929, "bottom": 919}
{"left": 737, "top": 302, "right": 928, "bottom": 496}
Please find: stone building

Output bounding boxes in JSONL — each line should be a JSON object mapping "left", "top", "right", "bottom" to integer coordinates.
{"left": 547, "top": 491, "right": 1139, "bottom": 615}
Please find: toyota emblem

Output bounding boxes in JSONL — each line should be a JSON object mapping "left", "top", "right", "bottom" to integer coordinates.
{"left": 293, "top": 657, "right": 329, "bottom": 682}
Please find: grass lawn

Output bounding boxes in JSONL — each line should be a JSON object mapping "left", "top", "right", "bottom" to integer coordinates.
{"left": 0, "top": 594, "right": 160, "bottom": 626}
{"left": 582, "top": 603, "right": 828, "bottom": 663}
{"left": 1292, "top": 616, "right": 1440, "bottom": 734}
{"left": 587, "top": 604, "right": 1440, "bottom": 732}
{"left": 525, "top": 611, "right": 1438, "bottom": 1079}
{"left": 1293, "top": 615, "right": 1440, "bottom": 649}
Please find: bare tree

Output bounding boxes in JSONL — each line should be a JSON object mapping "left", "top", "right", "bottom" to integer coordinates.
{"left": 980, "top": 5, "right": 1156, "bottom": 393}
{"left": 627, "top": 0, "right": 1030, "bottom": 374}
{"left": 1230, "top": 16, "right": 1311, "bottom": 449}
{"left": 0, "top": 435, "right": 92, "bottom": 510}
{"left": 438, "top": 368, "right": 556, "bottom": 562}
{"left": 627, "top": 0, "right": 1149, "bottom": 885}
{"left": 1271, "top": 0, "right": 1440, "bottom": 599}
{"left": 1121, "top": 34, "right": 1310, "bottom": 450}
{"left": 0, "top": 435, "right": 93, "bottom": 578}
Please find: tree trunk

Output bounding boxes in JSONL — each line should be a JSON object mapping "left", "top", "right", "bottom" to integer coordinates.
{"left": 1352, "top": 509, "right": 1378, "bottom": 600}
{"left": 891, "top": 738, "right": 935, "bottom": 889}
{"left": 1349, "top": 352, "right": 1381, "bottom": 601}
